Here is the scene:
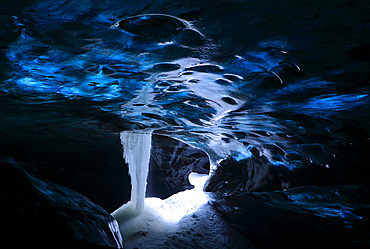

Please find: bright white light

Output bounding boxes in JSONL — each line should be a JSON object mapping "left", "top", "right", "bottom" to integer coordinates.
{"left": 112, "top": 172, "right": 209, "bottom": 240}
{"left": 148, "top": 172, "right": 209, "bottom": 224}
{"left": 112, "top": 131, "right": 209, "bottom": 241}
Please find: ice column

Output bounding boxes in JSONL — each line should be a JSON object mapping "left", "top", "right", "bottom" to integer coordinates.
{"left": 120, "top": 130, "right": 152, "bottom": 215}
{"left": 112, "top": 130, "right": 209, "bottom": 240}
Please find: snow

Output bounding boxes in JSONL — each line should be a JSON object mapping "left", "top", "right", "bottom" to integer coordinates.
{"left": 112, "top": 131, "right": 254, "bottom": 248}
{"left": 118, "top": 202, "right": 256, "bottom": 249}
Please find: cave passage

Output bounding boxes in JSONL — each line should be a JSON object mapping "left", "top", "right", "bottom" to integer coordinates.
{"left": 112, "top": 130, "right": 209, "bottom": 241}
{"left": 2, "top": 1, "right": 370, "bottom": 247}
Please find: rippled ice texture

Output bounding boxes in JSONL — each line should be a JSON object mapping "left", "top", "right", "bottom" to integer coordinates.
{"left": 2, "top": 0, "right": 370, "bottom": 195}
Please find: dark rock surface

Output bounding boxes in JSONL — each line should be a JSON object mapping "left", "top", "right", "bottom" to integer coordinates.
{"left": 148, "top": 134, "right": 210, "bottom": 199}
{"left": 0, "top": 157, "right": 123, "bottom": 248}
{"left": 0, "top": 99, "right": 131, "bottom": 213}
{"left": 210, "top": 185, "right": 370, "bottom": 249}
{"left": 204, "top": 124, "right": 370, "bottom": 195}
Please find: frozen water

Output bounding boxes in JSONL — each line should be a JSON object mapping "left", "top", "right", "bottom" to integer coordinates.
{"left": 119, "top": 130, "right": 153, "bottom": 215}
{"left": 118, "top": 202, "right": 256, "bottom": 249}
{"left": 148, "top": 172, "right": 209, "bottom": 224}
{"left": 112, "top": 170, "right": 254, "bottom": 249}
{"left": 2, "top": 1, "right": 370, "bottom": 247}
{"left": 112, "top": 170, "right": 209, "bottom": 242}
{"left": 113, "top": 130, "right": 210, "bottom": 242}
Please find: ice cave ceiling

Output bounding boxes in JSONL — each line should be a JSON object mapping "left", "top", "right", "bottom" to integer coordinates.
{"left": 1, "top": 0, "right": 370, "bottom": 248}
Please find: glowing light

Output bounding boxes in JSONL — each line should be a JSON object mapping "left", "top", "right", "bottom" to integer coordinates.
{"left": 112, "top": 172, "right": 209, "bottom": 241}
{"left": 148, "top": 172, "right": 209, "bottom": 224}
{"left": 112, "top": 131, "right": 209, "bottom": 241}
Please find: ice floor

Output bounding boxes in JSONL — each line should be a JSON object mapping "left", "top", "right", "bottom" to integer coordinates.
{"left": 112, "top": 172, "right": 255, "bottom": 249}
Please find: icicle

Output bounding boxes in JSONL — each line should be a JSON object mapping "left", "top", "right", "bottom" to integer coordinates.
{"left": 112, "top": 130, "right": 209, "bottom": 242}
{"left": 120, "top": 130, "right": 153, "bottom": 215}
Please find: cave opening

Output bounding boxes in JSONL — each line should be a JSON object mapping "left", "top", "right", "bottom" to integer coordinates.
{"left": 112, "top": 130, "right": 210, "bottom": 241}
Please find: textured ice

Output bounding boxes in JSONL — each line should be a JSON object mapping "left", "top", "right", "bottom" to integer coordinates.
{"left": 120, "top": 130, "right": 153, "bottom": 214}
{"left": 2, "top": 0, "right": 370, "bottom": 247}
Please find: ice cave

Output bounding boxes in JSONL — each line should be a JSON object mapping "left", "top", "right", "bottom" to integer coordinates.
{"left": 1, "top": 0, "right": 370, "bottom": 248}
